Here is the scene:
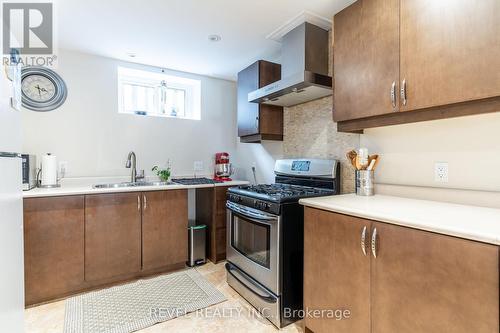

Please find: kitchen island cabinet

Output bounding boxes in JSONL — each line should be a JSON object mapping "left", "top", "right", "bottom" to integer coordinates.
{"left": 304, "top": 207, "right": 499, "bottom": 333}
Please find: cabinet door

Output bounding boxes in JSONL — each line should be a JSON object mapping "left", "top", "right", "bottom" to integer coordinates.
{"left": 142, "top": 190, "right": 188, "bottom": 271}
{"left": 85, "top": 193, "right": 142, "bottom": 282}
{"left": 24, "top": 196, "right": 85, "bottom": 305}
{"left": 304, "top": 208, "right": 371, "bottom": 333}
{"left": 400, "top": 0, "right": 500, "bottom": 111}
{"left": 371, "top": 222, "right": 499, "bottom": 333}
{"left": 237, "top": 61, "right": 260, "bottom": 137}
{"left": 333, "top": 0, "right": 400, "bottom": 121}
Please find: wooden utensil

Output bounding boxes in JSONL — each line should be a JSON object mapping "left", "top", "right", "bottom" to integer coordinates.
{"left": 355, "top": 156, "right": 362, "bottom": 170}
{"left": 367, "top": 155, "right": 380, "bottom": 171}
{"left": 346, "top": 150, "right": 358, "bottom": 169}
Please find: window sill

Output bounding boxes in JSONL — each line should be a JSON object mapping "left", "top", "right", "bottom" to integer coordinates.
{"left": 119, "top": 111, "right": 200, "bottom": 121}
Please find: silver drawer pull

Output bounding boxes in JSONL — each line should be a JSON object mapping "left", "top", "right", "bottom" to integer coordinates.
{"left": 390, "top": 81, "right": 396, "bottom": 109}
{"left": 371, "top": 227, "right": 378, "bottom": 258}
{"left": 400, "top": 79, "right": 407, "bottom": 106}
{"left": 361, "top": 226, "right": 367, "bottom": 256}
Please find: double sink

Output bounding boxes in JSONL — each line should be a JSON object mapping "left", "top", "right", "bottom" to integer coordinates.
{"left": 93, "top": 181, "right": 171, "bottom": 189}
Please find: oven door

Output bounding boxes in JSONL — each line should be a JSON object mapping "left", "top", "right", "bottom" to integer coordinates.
{"left": 226, "top": 201, "right": 280, "bottom": 294}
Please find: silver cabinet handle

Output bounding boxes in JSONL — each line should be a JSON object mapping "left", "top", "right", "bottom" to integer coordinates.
{"left": 143, "top": 194, "right": 147, "bottom": 210}
{"left": 137, "top": 195, "right": 140, "bottom": 211}
{"left": 255, "top": 116, "right": 259, "bottom": 130}
{"left": 390, "top": 81, "right": 397, "bottom": 109}
{"left": 400, "top": 79, "right": 407, "bottom": 106}
{"left": 361, "top": 226, "right": 367, "bottom": 256}
{"left": 371, "top": 228, "right": 378, "bottom": 258}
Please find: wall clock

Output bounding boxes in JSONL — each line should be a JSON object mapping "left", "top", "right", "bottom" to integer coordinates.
{"left": 21, "top": 66, "right": 67, "bottom": 112}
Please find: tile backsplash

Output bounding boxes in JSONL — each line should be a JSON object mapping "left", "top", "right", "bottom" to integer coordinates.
{"left": 283, "top": 96, "right": 360, "bottom": 193}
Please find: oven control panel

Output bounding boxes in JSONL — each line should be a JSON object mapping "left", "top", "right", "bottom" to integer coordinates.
{"left": 227, "top": 194, "right": 280, "bottom": 215}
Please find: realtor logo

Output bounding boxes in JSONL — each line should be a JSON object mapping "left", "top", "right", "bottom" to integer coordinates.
{"left": 2, "top": 2, "right": 53, "bottom": 55}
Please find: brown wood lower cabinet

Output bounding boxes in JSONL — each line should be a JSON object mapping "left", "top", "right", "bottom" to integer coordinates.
{"left": 24, "top": 196, "right": 85, "bottom": 305}
{"left": 142, "top": 190, "right": 188, "bottom": 271}
{"left": 85, "top": 193, "right": 142, "bottom": 282}
{"left": 24, "top": 189, "right": 190, "bottom": 306}
{"left": 304, "top": 207, "right": 371, "bottom": 333}
{"left": 304, "top": 207, "right": 499, "bottom": 333}
{"left": 371, "top": 221, "right": 499, "bottom": 333}
{"left": 196, "top": 186, "right": 230, "bottom": 263}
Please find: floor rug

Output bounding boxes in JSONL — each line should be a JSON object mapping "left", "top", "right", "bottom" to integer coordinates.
{"left": 64, "top": 269, "right": 226, "bottom": 333}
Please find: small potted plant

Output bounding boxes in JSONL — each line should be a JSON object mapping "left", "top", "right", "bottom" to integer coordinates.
{"left": 152, "top": 161, "right": 171, "bottom": 182}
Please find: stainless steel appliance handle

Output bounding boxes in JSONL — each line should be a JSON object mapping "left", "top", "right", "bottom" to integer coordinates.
{"left": 225, "top": 263, "right": 277, "bottom": 304}
{"left": 0, "top": 152, "right": 21, "bottom": 158}
{"left": 371, "top": 227, "right": 378, "bottom": 258}
{"left": 226, "top": 201, "right": 277, "bottom": 221}
{"left": 390, "top": 81, "right": 397, "bottom": 108}
{"left": 400, "top": 79, "right": 407, "bottom": 106}
{"left": 361, "top": 226, "right": 367, "bottom": 256}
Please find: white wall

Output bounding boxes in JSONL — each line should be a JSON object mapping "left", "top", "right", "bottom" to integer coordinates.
{"left": 21, "top": 49, "right": 279, "bottom": 183}
{"left": 360, "top": 112, "right": 500, "bottom": 207}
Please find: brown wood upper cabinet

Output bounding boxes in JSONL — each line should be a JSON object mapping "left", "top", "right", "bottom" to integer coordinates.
{"left": 304, "top": 207, "right": 499, "bottom": 333}
{"left": 85, "top": 193, "right": 142, "bottom": 282}
{"left": 141, "top": 190, "right": 188, "bottom": 271}
{"left": 400, "top": 0, "right": 500, "bottom": 111}
{"left": 24, "top": 196, "right": 85, "bottom": 305}
{"left": 333, "top": 0, "right": 500, "bottom": 126}
{"left": 333, "top": 0, "right": 400, "bottom": 122}
{"left": 237, "top": 60, "right": 283, "bottom": 143}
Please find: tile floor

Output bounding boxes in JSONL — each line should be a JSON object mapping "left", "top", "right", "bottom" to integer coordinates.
{"left": 25, "top": 261, "right": 304, "bottom": 333}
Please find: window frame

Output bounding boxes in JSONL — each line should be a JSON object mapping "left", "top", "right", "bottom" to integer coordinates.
{"left": 117, "top": 66, "right": 201, "bottom": 120}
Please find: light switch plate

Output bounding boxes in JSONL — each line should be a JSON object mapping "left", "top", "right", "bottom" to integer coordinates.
{"left": 434, "top": 162, "right": 449, "bottom": 183}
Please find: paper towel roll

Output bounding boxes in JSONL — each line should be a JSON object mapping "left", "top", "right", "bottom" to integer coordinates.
{"left": 41, "top": 153, "right": 58, "bottom": 186}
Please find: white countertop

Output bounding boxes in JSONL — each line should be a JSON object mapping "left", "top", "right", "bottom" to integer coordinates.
{"left": 23, "top": 179, "right": 249, "bottom": 198}
{"left": 299, "top": 194, "right": 500, "bottom": 245}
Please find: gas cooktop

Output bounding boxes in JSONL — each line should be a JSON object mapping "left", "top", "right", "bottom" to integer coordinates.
{"left": 172, "top": 177, "right": 223, "bottom": 185}
{"left": 228, "top": 183, "right": 335, "bottom": 203}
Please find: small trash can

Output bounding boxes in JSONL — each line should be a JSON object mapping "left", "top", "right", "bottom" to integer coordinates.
{"left": 187, "top": 225, "right": 207, "bottom": 267}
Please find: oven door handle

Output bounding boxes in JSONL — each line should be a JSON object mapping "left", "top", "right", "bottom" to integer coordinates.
{"left": 226, "top": 201, "right": 277, "bottom": 221}
{"left": 225, "top": 263, "right": 277, "bottom": 304}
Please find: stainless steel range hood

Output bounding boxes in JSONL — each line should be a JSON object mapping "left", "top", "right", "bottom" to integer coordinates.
{"left": 248, "top": 22, "right": 332, "bottom": 107}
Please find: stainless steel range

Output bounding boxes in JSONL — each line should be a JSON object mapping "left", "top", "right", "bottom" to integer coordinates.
{"left": 225, "top": 159, "right": 340, "bottom": 328}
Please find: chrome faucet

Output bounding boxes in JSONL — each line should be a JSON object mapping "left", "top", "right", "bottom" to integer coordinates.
{"left": 125, "top": 151, "right": 144, "bottom": 183}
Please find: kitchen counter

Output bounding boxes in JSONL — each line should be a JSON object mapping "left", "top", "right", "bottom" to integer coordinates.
{"left": 299, "top": 194, "right": 500, "bottom": 245}
{"left": 23, "top": 179, "right": 249, "bottom": 198}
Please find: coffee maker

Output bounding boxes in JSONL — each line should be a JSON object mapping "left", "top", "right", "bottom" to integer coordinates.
{"left": 214, "top": 152, "right": 233, "bottom": 181}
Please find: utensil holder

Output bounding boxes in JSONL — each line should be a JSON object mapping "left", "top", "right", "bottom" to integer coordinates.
{"left": 356, "top": 170, "right": 374, "bottom": 196}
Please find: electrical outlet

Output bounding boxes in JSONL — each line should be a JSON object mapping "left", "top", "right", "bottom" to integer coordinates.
{"left": 59, "top": 161, "right": 68, "bottom": 178}
{"left": 434, "top": 162, "right": 448, "bottom": 182}
{"left": 193, "top": 161, "right": 204, "bottom": 172}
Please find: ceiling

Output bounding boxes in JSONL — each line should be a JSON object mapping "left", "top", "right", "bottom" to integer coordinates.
{"left": 55, "top": 0, "right": 354, "bottom": 81}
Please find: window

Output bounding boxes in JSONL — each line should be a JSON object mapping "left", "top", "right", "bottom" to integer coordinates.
{"left": 118, "top": 67, "right": 201, "bottom": 120}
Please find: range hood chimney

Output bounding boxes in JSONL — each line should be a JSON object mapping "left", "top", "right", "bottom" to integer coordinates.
{"left": 248, "top": 22, "right": 332, "bottom": 107}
